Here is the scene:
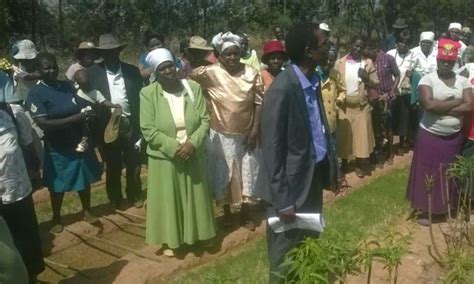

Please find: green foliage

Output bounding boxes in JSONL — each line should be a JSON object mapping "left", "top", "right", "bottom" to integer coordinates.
{"left": 426, "top": 156, "right": 474, "bottom": 284}
{"left": 171, "top": 168, "right": 410, "bottom": 283}
{"left": 281, "top": 230, "right": 412, "bottom": 284}
{"left": 370, "top": 231, "right": 412, "bottom": 283}
{"left": 1, "top": 0, "right": 473, "bottom": 56}
{"left": 442, "top": 247, "right": 474, "bottom": 284}
{"left": 447, "top": 155, "right": 474, "bottom": 181}
{"left": 281, "top": 232, "right": 362, "bottom": 283}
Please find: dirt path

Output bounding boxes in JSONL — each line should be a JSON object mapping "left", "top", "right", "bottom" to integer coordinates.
{"left": 346, "top": 218, "right": 458, "bottom": 283}
{"left": 38, "top": 153, "right": 413, "bottom": 283}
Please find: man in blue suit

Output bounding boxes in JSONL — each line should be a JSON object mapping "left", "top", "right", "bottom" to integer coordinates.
{"left": 258, "top": 22, "right": 336, "bottom": 283}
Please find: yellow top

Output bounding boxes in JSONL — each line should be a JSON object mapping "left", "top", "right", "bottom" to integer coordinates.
{"left": 320, "top": 68, "right": 346, "bottom": 133}
{"left": 190, "top": 63, "right": 264, "bottom": 135}
{"left": 240, "top": 49, "right": 261, "bottom": 71}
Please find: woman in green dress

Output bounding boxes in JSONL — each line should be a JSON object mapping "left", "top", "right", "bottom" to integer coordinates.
{"left": 140, "top": 48, "right": 216, "bottom": 257}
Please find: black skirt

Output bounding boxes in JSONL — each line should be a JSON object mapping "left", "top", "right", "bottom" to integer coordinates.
{"left": 391, "top": 95, "right": 412, "bottom": 137}
{"left": 0, "top": 194, "right": 45, "bottom": 278}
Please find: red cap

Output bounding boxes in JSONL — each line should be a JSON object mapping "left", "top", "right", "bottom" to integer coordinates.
{"left": 437, "top": 38, "right": 460, "bottom": 61}
{"left": 262, "top": 40, "right": 287, "bottom": 63}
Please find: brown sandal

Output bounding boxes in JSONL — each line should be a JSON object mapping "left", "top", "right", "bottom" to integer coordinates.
{"left": 335, "top": 179, "right": 351, "bottom": 196}
{"left": 355, "top": 168, "right": 365, "bottom": 178}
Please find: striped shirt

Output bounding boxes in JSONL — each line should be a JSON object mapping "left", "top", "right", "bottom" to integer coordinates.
{"left": 375, "top": 51, "right": 400, "bottom": 95}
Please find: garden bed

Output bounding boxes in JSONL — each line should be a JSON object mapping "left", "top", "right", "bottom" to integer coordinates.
{"left": 37, "top": 153, "right": 413, "bottom": 283}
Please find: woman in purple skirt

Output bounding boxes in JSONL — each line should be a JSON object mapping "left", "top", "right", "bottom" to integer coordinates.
{"left": 406, "top": 38, "right": 472, "bottom": 226}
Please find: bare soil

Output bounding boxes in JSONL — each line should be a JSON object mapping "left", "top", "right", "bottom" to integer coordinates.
{"left": 347, "top": 219, "right": 456, "bottom": 284}
{"left": 37, "top": 153, "right": 414, "bottom": 283}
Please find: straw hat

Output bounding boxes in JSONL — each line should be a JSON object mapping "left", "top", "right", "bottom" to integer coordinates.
{"left": 13, "top": 40, "right": 38, "bottom": 60}
{"left": 96, "top": 34, "right": 127, "bottom": 50}
{"left": 77, "top": 41, "right": 96, "bottom": 50}
{"left": 188, "top": 36, "right": 213, "bottom": 51}
{"left": 104, "top": 108, "right": 122, "bottom": 144}
{"left": 392, "top": 18, "right": 408, "bottom": 29}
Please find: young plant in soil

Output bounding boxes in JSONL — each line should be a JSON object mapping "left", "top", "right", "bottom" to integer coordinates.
{"left": 359, "top": 236, "right": 381, "bottom": 284}
{"left": 370, "top": 231, "right": 412, "bottom": 284}
{"left": 280, "top": 232, "right": 361, "bottom": 283}
{"left": 280, "top": 230, "right": 412, "bottom": 284}
{"left": 426, "top": 156, "right": 474, "bottom": 283}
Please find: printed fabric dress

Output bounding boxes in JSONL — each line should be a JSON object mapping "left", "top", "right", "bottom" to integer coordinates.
{"left": 190, "top": 63, "right": 264, "bottom": 204}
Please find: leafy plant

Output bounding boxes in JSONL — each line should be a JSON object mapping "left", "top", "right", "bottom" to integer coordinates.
{"left": 280, "top": 230, "right": 412, "bottom": 284}
{"left": 358, "top": 237, "right": 382, "bottom": 284}
{"left": 371, "top": 231, "right": 412, "bottom": 284}
{"left": 442, "top": 247, "right": 474, "bottom": 284}
{"left": 281, "top": 232, "right": 361, "bottom": 284}
{"left": 426, "top": 156, "right": 474, "bottom": 283}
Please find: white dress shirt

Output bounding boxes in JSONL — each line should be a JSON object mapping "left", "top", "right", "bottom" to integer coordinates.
{"left": 411, "top": 46, "right": 437, "bottom": 76}
{"left": 105, "top": 65, "right": 131, "bottom": 116}
{"left": 387, "top": 49, "right": 417, "bottom": 91}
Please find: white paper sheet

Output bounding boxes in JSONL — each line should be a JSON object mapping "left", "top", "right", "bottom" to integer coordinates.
{"left": 268, "top": 213, "right": 325, "bottom": 233}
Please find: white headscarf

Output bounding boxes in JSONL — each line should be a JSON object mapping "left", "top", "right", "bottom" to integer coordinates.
{"left": 420, "top": 31, "right": 435, "bottom": 42}
{"left": 146, "top": 48, "right": 174, "bottom": 71}
{"left": 212, "top": 31, "right": 241, "bottom": 54}
{"left": 448, "top": 22, "right": 462, "bottom": 31}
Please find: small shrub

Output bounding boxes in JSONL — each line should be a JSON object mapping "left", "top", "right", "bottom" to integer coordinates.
{"left": 371, "top": 231, "right": 412, "bottom": 284}
{"left": 426, "top": 156, "right": 474, "bottom": 283}
{"left": 281, "top": 232, "right": 361, "bottom": 283}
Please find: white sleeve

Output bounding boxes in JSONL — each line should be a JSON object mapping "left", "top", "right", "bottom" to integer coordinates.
{"left": 94, "top": 90, "right": 106, "bottom": 104}
{"left": 459, "top": 76, "right": 472, "bottom": 91}
{"left": 11, "top": 107, "right": 34, "bottom": 146}
{"left": 418, "top": 73, "right": 432, "bottom": 87}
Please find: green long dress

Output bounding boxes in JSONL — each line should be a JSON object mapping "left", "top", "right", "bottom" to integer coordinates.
{"left": 140, "top": 79, "right": 216, "bottom": 249}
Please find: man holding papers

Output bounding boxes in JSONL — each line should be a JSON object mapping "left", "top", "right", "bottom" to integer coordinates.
{"left": 258, "top": 22, "right": 336, "bottom": 283}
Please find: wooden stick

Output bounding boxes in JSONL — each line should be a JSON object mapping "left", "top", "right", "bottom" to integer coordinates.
{"left": 114, "top": 209, "right": 147, "bottom": 221}
{"left": 101, "top": 216, "right": 146, "bottom": 229}
{"left": 44, "top": 258, "right": 91, "bottom": 279}
{"left": 65, "top": 229, "right": 160, "bottom": 263}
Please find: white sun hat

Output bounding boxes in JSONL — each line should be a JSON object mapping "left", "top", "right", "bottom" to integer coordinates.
{"left": 13, "top": 40, "right": 38, "bottom": 60}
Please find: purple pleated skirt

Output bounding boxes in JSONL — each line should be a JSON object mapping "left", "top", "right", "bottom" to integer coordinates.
{"left": 406, "top": 127, "right": 463, "bottom": 214}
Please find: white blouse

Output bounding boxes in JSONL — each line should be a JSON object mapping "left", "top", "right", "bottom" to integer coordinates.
{"left": 163, "top": 90, "right": 187, "bottom": 143}
{"left": 345, "top": 60, "right": 364, "bottom": 96}
{"left": 419, "top": 73, "right": 471, "bottom": 136}
{"left": 0, "top": 110, "right": 32, "bottom": 204}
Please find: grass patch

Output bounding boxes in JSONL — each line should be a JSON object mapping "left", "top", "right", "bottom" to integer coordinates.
{"left": 171, "top": 168, "right": 410, "bottom": 283}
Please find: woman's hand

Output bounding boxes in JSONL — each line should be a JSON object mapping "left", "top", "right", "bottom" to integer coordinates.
{"left": 245, "top": 129, "right": 259, "bottom": 150}
{"left": 358, "top": 68, "right": 369, "bottom": 82}
{"left": 80, "top": 106, "right": 95, "bottom": 122}
{"left": 176, "top": 141, "right": 195, "bottom": 160}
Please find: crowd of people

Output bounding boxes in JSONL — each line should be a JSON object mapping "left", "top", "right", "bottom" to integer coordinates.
{"left": 0, "top": 18, "right": 473, "bottom": 283}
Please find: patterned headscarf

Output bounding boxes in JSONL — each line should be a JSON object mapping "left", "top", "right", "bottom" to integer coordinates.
{"left": 212, "top": 32, "right": 242, "bottom": 54}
